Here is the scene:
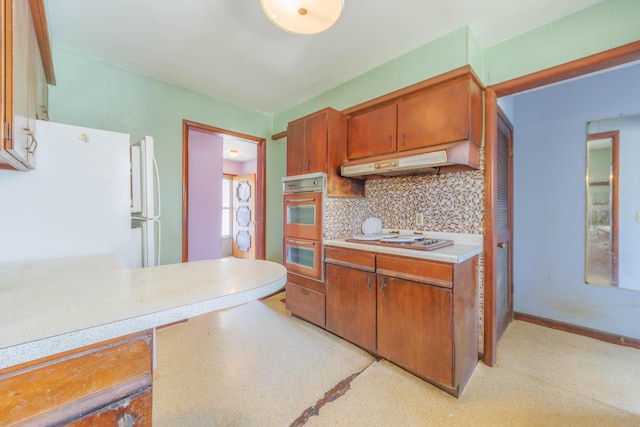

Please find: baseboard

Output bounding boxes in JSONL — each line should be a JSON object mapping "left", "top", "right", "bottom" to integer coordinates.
{"left": 514, "top": 312, "right": 640, "bottom": 350}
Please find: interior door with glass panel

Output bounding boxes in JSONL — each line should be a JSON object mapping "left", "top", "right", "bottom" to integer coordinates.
{"left": 232, "top": 174, "right": 256, "bottom": 259}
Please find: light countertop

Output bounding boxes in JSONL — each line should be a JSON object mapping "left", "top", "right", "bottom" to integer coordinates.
{"left": 325, "top": 231, "right": 483, "bottom": 264}
{"left": 0, "top": 255, "right": 286, "bottom": 369}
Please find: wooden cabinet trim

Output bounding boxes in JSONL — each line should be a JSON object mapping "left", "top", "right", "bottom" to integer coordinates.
{"left": 325, "top": 246, "right": 375, "bottom": 271}
{"left": 343, "top": 65, "right": 482, "bottom": 116}
{"left": 28, "top": 0, "right": 55, "bottom": 85}
{"left": 376, "top": 268, "right": 453, "bottom": 288}
{"left": 0, "top": 331, "right": 152, "bottom": 426}
{"left": 67, "top": 387, "right": 152, "bottom": 427}
{"left": 285, "top": 282, "right": 326, "bottom": 327}
{"left": 376, "top": 254, "right": 453, "bottom": 285}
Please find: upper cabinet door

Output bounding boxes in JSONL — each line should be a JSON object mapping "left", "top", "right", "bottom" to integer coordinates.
{"left": 1, "top": 0, "right": 48, "bottom": 171}
{"left": 303, "top": 111, "right": 328, "bottom": 174}
{"left": 397, "top": 78, "right": 470, "bottom": 152}
{"left": 347, "top": 102, "right": 397, "bottom": 160}
{"left": 286, "top": 118, "right": 305, "bottom": 175}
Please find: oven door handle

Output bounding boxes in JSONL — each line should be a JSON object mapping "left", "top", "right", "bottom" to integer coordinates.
{"left": 285, "top": 198, "right": 316, "bottom": 203}
{"left": 286, "top": 239, "right": 316, "bottom": 246}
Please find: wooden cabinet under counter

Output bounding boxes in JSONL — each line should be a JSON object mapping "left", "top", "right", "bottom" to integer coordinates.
{"left": 324, "top": 245, "right": 479, "bottom": 397}
{"left": 0, "top": 330, "right": 153, "bottom": 426}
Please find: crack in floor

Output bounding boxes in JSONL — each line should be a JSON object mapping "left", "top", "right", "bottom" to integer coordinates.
{"left": 289, "top": 360, "right": 377, "bottom": 426}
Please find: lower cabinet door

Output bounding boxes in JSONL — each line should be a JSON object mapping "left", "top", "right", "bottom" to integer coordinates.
{"left": 377, "top": 275, "right": 454, "bottom": 388}
{"left": 286, "top": 282, "right": 325, "bottom": 327}
{"left": 326, "top": 263, "right": 377, "bottom": 352}
{"left": 67, "top": 388, "right": 152, "bottom": 427}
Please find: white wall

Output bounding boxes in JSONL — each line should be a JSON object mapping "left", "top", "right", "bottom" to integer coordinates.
{"left": 511, "top": 62, "right": 640, "bottom": 338}
{"left": 0, "top": 121, "right": 131, "bottom": 265}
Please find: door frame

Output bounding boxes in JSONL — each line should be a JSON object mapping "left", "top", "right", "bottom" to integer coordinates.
{"left": 181, "top": 119, "right": 266, "bottom": 261}
{"left": 482, "top": 40, "right": 640, "bottom": 366}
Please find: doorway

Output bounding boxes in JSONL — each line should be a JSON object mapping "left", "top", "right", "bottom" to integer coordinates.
{"left": 182, "top": 120, "right": 266, "bottom": 262}
{"left": 482, "top": 41, "right": 640, "bottom": 366}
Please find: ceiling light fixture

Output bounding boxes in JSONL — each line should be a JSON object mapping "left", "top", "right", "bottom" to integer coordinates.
{"left": 228, "top": 149, "right": 240, "bottom": 158}
{"left": 260, "top": 0, "right": 344, "bottom": 35}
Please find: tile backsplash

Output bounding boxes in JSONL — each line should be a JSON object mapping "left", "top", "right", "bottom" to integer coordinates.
{"left": 325, "top": 170, "right": 484, "bottom": 239}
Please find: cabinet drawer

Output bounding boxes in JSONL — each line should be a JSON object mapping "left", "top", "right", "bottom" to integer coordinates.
{"left": 67, "top": 388, "right": 152, "bottom": 426}
{"left": 376, "top": 254, "right": 453, "bottom": 288}
{"left": 0, "top": 331, "right": 153, "bottom": 426}
{"left": 286, "top": 282, "right": 325, "bottom": 328}
{"left": 325, "top": 246, "right": 375, "bottom": 272}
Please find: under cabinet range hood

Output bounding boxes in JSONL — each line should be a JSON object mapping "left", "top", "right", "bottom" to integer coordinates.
{"left": 341, "top": 141, "right": 480, "bottom": 179}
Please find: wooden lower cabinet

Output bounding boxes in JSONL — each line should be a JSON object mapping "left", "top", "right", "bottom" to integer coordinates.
{"left": 67, "top": 388, "right": 152, "bottom": 427}
{"left": 377, "top": 275, "right": 454, "bottom": 388}
{"left": 285, "top": 275, "right": 326, "bottom": 328}
{"left": 323, "top": 245, "right": 478, "bottom": 396}
{"left": 0, "top": 331, "right": 153, "bottom": 426}
{"left": 325, "top": 263, "right": 376, "bottom": 352}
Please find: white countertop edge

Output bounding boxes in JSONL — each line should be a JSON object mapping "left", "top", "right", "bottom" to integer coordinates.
{"left": 324, "top": 239, "right": 483, "bottom": 263}
{"left": 0, "top": 275, "right": 286, "bottom": 370}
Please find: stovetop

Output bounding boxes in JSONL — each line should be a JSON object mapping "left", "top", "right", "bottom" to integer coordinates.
{"left": 345, "top": 236, "right": 454, "bottom": 251}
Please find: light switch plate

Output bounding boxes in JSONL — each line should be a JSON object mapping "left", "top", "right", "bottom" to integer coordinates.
{"left": 416, "top": 212, "right": 424, "bottom": 226}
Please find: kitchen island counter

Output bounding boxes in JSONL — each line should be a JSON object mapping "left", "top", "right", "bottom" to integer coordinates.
{"left": 0, "top": 255, "right": 286, "bottom": 369}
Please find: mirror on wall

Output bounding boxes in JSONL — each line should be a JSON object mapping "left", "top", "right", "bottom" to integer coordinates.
{"left": 586, "top": 114, "right": 640, "bottom": 291}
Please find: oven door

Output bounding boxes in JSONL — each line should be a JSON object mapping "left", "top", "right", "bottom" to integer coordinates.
{"left": 283, "top": 237, "right": 323, "bottom": 280}
{"left": 283, "top": 192, "right": 323, "bottom": 240}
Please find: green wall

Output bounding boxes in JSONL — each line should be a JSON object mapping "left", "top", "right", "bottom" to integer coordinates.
{"left": 48, "top": 0, "right": 639, "bottom": 266}
{"left": 483, "top": 0, "right": 640, "bottom": 85}
{"left": 48, "top": 48, "right": 284, "bottom": 264}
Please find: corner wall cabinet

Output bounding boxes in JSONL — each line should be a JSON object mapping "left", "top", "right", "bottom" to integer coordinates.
{"left": 324, "top": 246, "right": 478, "bottom": 397}
{"left": 347, "top": 71, "right": 482, "bottom": 164}
{"left": 286, "top": 107, "right": 364, "bottom": 197}
{"left": 1, "top": 0, "right": 54, "bottom": 170}
{"left": 0, "top": 331, "right": 153, "bottom": 426}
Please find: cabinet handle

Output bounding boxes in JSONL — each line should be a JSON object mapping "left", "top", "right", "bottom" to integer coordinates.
{"left": 374, "top": 161, "right": 397, "bottom": 169}
{"left": 387, "top": 135, "right": 392, "bottom": 148}
{"left": 401, "top": 131, "right": 406, "bottom": 146}
{"left": 285, "top": 198, "right": 316, "bottom": 203}
{"left": 367, "top": 276, "right": 372, "bottom": 290}
{"left": 25, "top": 128, "right": 38, "bottom": 162}
{"left": 287, "top": 239, "right": 315, "bottom": 246}
{"left": 498, "top": 242, "right": 506, "bottom": 249}
{"left": 305, "top": 159, "right": 310, "bottom": 171}
{"left": 381, "top": 281, "right": 388, "bottom": 295}
{"left": 298, "top": 161, "right": 303, "bottom": 171}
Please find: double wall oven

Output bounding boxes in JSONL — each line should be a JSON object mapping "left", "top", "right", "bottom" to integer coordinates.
{"left": 282, "top": 173, "right": 325, "bottom": 281}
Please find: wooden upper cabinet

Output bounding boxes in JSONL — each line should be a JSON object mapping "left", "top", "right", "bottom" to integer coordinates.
{"left": 398, "top": 78, "right": 472, "bottom": 151}
{"left": 346, "top": 71, "right": 483, "bottom": 161}
{"left": 286, "top": 107, "right": 364, "bottom": 197}
{"left": 286, "top": 118, "right": 306, "bottom": 174}
{"left": 303, "top": 111, "right": 329, "bottom": 174}
{"left": 347, "top": 102, "right": 396, "bottom": 160}
{"left": 1, "top": 0, "right": 54, "bottom": 171}
{"left": 287, "top": 109, "right": 328, "bottom": 175}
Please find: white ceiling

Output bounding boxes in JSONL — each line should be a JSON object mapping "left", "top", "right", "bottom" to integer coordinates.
{"left": 46, "top": 0, "right": 603, "bottom": 115}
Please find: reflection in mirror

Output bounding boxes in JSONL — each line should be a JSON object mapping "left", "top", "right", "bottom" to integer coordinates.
{"left": 586, "top": 114, "right": 640, "bottom": 291}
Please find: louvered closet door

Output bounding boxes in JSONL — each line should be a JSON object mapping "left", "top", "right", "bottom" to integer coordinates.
{"left": 496, "top": 109, "right": 514, "bottom": 340}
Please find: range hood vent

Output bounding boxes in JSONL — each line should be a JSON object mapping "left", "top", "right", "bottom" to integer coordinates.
{"left": 341, "top": 141, "right": 479, "bottom": 179}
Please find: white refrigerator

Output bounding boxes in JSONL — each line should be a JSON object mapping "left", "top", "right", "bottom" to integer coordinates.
{"left": 130, "top": 137, "right": 161, "bottom": 268}
{"left": 0, "top": 120, "right": 132, "bottom": 265}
